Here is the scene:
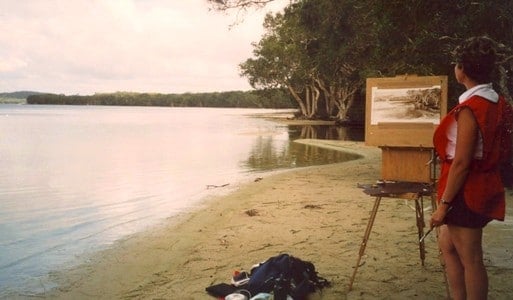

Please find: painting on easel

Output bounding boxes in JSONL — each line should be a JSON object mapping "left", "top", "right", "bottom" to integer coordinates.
{"left": 365, "top": 75, "right": 448, "bottom": 148}
{"left": 370, "top": 86, "right": 442, "bottom": 125}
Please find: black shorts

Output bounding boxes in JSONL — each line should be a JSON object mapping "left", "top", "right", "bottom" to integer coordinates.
{"left": 443, "top": 191, "right": 492, "bottom": 228}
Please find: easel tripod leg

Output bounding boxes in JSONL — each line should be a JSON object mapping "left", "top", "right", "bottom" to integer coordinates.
{"left": 415, "top": 195, "right": 426, "bottom": 265}
{"left": 348, "top": 196, "right": 381, "bottom": 291}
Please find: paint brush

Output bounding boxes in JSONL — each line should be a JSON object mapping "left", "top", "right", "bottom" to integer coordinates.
{"left": 420, "top": 206, "right": 452, "bottom": 243}
{"left": 419, "top": 227, "right": 433, "bottom": 243}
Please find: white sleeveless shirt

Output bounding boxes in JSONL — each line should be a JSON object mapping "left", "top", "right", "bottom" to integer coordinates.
{"left": 446, "top": 83, "right": 498, "bottom": 160}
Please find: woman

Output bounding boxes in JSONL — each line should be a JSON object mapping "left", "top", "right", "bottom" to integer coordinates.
{"left": 431, "top": 36, "right": 513, "bottom": 300}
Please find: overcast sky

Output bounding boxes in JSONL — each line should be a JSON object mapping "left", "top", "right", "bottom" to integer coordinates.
{"left": 0, "top": 0, "right": 288, "bottom": 95}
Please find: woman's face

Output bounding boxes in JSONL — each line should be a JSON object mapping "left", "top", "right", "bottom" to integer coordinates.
{"left": 454, "top": 63, "right": 465, "bottom": 84}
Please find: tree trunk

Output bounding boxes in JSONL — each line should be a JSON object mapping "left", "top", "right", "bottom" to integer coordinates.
{"left": 327, "top": 85, "right": 338, "bottom": 118}
{"left": 334, "top": 85, "right": 358, "bottom": 120}
{"left": 305, "top": 86, "right": 311, "bottom": 118}
{"left": 304, "top": 84, "right": 320, "bottom": 119}
{"left": 287, "top": 85, "right": 307, "bottom": 117}
{"left": 309, "top": 84, "right": 320, "bottom": 119}
{"left": 314, "top": 77, "right": 335, "bottom": 118}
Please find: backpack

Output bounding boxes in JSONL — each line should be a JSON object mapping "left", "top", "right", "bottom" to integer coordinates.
{"left": 246, "top": 253, "right": 330, "bottom": 300}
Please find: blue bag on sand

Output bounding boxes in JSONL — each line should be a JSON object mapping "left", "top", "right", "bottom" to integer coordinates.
{"left": 246, "top": 253, "right": 330, "bottom": 300}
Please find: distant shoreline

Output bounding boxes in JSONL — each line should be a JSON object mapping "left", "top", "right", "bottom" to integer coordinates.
{"left": 0, "top": 98, "right": 26, "bottom": 104}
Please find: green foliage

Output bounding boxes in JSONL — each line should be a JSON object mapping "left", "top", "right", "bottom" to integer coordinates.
{"left": 0, "top": 91, "right": 44, "bottom": 103}
{"left": 0, "top": 97, "right": 25, "bottom": 104}
{"left": 239, "top": 0, "right": 513, "bottom": 119}
{"left": 208, "top": 0, "right": 278, "bottom": 11}
{"left": 0, "top": 91, "right": 44, "bottom": 99}
{"left": 25, "top": 90, "right": 295, "bottom": 109}
{"left": 362, "top": 0, "right": 513, "bottom": 107}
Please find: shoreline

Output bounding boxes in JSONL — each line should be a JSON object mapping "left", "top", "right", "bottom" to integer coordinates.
{"left": 40, "top": 140, "right": 513, "bottom": 299}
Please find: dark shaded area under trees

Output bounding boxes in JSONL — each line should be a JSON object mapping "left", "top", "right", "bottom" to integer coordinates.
{"left": 210, "top": 0, "right": 513, "bottom": 122}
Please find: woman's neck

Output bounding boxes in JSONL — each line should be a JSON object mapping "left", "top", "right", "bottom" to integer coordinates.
{"left": 464, "top": 79, "right": 479, "bottom": 90}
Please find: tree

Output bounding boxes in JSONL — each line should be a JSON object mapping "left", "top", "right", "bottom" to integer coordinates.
{"left": 241, "top": 1, "right": 374, "bottom": 120}
{"left": 296, "top": 0, "right": 374, "bottom": 120}
{"left": 240, "top": 11, "right": 318, "bottom": 117}
{"left": 208, "top": 0, "right": 282, "bottom": 11}
{"left": 224, "top": 0, "right": 513, "bottom": 119}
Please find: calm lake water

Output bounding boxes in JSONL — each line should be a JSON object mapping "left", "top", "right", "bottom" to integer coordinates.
{"left": 0, "top": 105, "right": 363, "bottom": 297}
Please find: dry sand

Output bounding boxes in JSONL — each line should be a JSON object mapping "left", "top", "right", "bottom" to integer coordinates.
{"left": 43, "top": 140, "right": 513, "bottom": 300}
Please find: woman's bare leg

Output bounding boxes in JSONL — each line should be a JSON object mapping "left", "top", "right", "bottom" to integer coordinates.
{"left": 448, "top": 225, "right": 488, "bottom": 300}
{"left": 438, "top": 225, "right": 466, "bottom": 300}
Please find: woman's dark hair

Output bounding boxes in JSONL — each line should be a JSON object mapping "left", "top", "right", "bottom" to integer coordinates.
{"left": 452, "top": 36, "right": 497, "bottom": 84}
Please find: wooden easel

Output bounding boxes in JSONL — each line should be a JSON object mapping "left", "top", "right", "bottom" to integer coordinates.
{"left": 348, "top": 75, "right": 450, "bottom": 296}
{"left": 348, "top": 147, "right": 438, "bottom": 291}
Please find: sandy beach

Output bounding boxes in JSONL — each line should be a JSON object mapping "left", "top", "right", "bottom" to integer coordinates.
{"left": 42, "top": 140, "right": 513, "bottom": 300}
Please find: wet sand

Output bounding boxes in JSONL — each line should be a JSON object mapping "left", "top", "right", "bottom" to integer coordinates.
{"left": 44, "top": 140, "right": 513, "bottom": 300}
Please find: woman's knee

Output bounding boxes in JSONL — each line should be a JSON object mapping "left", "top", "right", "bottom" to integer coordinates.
{"left": 438, "top": 225, "right": 456, "bottom": 254}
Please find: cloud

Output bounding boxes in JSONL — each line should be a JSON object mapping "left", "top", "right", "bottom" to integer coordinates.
{"left": 0, "top": 0, "right": 287, "bottom": 94}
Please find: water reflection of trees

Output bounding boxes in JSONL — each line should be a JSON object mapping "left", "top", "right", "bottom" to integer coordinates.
{"left": 244, "top": 126, "right": 362, "bottom": 171}
{"left": 288, "top": 125, "right": 364, "bottom": 141}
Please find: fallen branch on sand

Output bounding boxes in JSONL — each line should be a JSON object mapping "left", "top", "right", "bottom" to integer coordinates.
{"left": 206, "top": 183, "right": 230, "bottom": 189}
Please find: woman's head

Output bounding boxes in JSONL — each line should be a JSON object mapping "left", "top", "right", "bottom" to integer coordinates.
{"left": 452, "top": 36, "right": 497, "bottom": 84}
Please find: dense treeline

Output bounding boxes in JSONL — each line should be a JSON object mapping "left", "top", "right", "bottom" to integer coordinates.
{"left": 0, "top": 91, "right": 43, "bottom": 99}
{"left": 210, "top": 0, "right": 513, "bottom": 121}
{"left": 0, "top": 91, "right": 43, "bottom": 104}
{"left": 26, "top": 89, "right": 295, "bottom": 108}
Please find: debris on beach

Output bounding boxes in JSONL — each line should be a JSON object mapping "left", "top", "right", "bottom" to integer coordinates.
{"left": 304, "top": 204, "right": 323, "bottom": 209}
{"left": 245, "top": 209, "right": 259, "bottom": 216}
{"left": 206, "top": 183, "right": 230, "bottom": 189}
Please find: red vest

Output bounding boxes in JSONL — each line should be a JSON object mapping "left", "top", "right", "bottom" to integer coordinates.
{"left": 433, "top": 95, "right": 512, "bottom": 220}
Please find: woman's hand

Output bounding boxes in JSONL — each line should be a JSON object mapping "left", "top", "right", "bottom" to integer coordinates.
{"left": 430, "top": 204, "right": 451, "bottom": 228}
